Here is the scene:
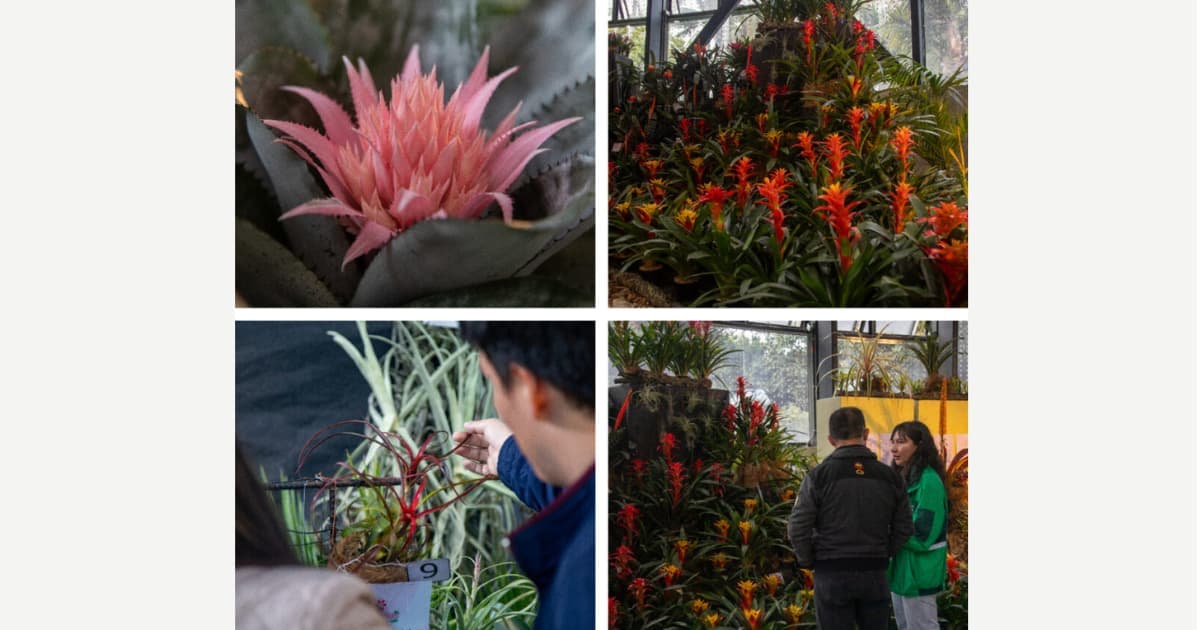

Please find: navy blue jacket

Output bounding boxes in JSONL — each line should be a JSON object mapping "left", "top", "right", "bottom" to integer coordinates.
{"left": 497, "top": 437, "right": 595, "bottom": 630}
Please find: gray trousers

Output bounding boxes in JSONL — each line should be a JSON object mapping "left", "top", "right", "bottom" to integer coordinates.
{"left": 891, "top": 593, "right": 939, "bottom": 630}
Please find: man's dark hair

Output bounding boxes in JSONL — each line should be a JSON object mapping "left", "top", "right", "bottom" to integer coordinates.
{"left": 828, "top": 406, "right": 867, "bottom": 440}
{"left": 459, "top": 322, "right": 593, "bottom": 410}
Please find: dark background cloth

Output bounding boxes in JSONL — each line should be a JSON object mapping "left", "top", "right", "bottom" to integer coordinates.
{"left": 235, "top": 321, "right": 393, "bottom": 480}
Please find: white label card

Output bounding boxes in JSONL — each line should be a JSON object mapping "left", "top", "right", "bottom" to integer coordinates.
{"left": 405, "top": 557, "right": 451, "bottom": 582}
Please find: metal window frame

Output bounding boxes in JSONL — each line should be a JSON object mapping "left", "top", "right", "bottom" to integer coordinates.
{"left": 609, "top": 0, "right": 931, "bottom": 68}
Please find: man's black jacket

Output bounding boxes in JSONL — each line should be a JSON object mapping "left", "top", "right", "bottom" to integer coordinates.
{"left": 787, "top": 444, "right": 914, "bottom": 570}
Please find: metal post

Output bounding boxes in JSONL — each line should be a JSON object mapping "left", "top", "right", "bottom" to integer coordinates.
{"left": 690, "top": 0, "right": 740, "bottom": 51}
{"left": 910, "top": 0, "right": 926, "bottom": 67}
{"left": 935, "top": 321, "right": 956, "bottom": 377}
{"left": 646, "top": 0, "right": 667, "bottom": 67}
{"left": 815, "top": 321, "right": 837, "bottom": 400}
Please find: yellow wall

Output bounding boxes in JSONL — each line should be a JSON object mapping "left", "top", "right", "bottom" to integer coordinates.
{"left": 814, "top": 397, "right": 968, "bottom": 463}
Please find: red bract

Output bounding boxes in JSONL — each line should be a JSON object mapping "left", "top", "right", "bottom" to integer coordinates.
{"left": 660, "top": 432, "right": 678, "bottom": 463}
{"left": 692, "top": 457, "right": 705, "bottom": 475}
{"left": 630, "top": 458, "right": 647, "bottom": 482}
{"left": 737, "top": 376, "right": 747, "bottom": 401}
{"left": 814, "top": 182, "right": 864, "bottom": 273}
{"left": 918, "top": 201, "right": 968, "bottom": 238}
{"left": 617, "top": 503, "right": 641, "bottom": 543}
{"left": 722, "top": 403, "right": 737, "bottom": 432}
{"left": 824, "top": 133, "right": 849, "bottom": 182}
{"left": 629, "top": 578, "right": 648, "bottom": 610}
{"left": 609, "top": 597, "right": 619, "bottom": 629}
{"left": 927, "top": 240, "right": 968, "bottom": 306}
{"left": 722, "top": 84, "right": 735, "bottom": 119}
{"left": 795, "top": 131, "right": 818, "bottom": 179}
{"left": 698, "top": 183, "right": 734, "bottom": 231}
{"left": 756, "top": 168, "right": 792, "bottom": 251}
{"left": 611, "top": 545, "right": 636, "bottom": 580}
{"left": 667, "top": 461, "right": 687, "bottom": 506}
{"left": 847, "top": 107, "right": 866, "bottom": 149}
{"left": 803, "top": 19, "right": 816, "bottom": 65}
{"left": 733, "top": 157, "right": 756, "bottom": 206}
{"left": 891, "top": 126, "right": 915, "bottom": 181}
{"left": 890, "top": 181, "right": 917, "bottom": 234}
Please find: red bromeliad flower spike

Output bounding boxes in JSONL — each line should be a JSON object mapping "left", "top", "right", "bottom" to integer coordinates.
{"left": 890, "top": 181, "right": 917, "bottom": 234}
{"left": 813, "top": 182, "right": 864, "bottom": 273}
{"left": 824, "top": 133, "right": 848, "bottom": 182}
{"left": 267, "top": 46, "right": 579, "bottom": 269}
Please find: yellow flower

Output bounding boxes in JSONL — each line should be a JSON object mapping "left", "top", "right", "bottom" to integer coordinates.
{"left": 786, "top": 603, "right": 806, "bottom": 623}
{"left": 613, "top": 201, "right": 631, "bottom": 219}
{"left": 710, "top": 552, "right": 729, "bottom": 570}
{"left": 690, "top": 598, "right": 710, "bottom": 615}
{"left": 762, "top": 573, "right": 782, "bottom": 596}
{"left": 743, "top": 498, "right": 759, "bottom": 513}
{"left": 714, "top": 518, "right": 731, "bottom": 540}
{"left": 674, "top": 539, "right": 693, "bottom": 563}
{"left": 780, "top": 488, "right": 796, "bottom": 503}
{"left": 635, "top": 202, "right": 659, "bottom": 224}
{"left": 675, "top": 208, "right": 698, "bottom": 232}
{"left": 738, "top": 520, "right": 752, "bottom": 544}
{"left": 703, "top": 612, "right": 719, "bottom": 627}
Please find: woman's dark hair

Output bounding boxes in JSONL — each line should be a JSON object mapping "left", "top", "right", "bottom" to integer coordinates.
{"left": 890, "top": 420, "right": 946, "bottom": 487}
{"left": 458, "top": 322, "right": 593, "bottom": 409}
{"left": 236, "top": 443, "right": 300, "bottom": 567}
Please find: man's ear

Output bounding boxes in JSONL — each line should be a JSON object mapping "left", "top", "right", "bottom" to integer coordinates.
{"left": 827, "top": 435, "right": 836, "bottom": 447}
{"left": 863, "top": 427, "right": 870, "bottom": 441}
{"left": 510, "top": 363, "right": 550, "bottom": 420}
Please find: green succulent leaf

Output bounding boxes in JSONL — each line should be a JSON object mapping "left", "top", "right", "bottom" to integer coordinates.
{"left": 236, "top": 0, "right": 332, "bottom": 71}
{"left": 235, "top": 218, "right": 340, "bottom": 307}
{"left": 402, "top": 276, "right": 591, "bottom": 307}
{"left": 244, "top": 109, "right": 359, "bottom": 303}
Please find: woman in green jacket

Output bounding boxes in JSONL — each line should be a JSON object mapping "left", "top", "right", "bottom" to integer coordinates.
{"left": 887, "top": 421, "right": 948, "bottom": 630}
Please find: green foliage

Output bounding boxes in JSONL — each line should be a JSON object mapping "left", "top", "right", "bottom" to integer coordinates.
{"left": 904, "top": 334, "right": 955, "bottom": 381}
{"left": 431, "top": 558, "right": 538, "bottom": 629}
{"left": 609, "top": 1, "right": 968, "bottom": 307}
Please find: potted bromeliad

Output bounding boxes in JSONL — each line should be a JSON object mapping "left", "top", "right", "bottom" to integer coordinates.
{"left": 298, "top": 420, "right": 488, "bottom": 630}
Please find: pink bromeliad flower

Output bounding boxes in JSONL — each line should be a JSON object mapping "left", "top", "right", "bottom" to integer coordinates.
{"left": 265, "top": 46, "right": 579, "bottom": 268}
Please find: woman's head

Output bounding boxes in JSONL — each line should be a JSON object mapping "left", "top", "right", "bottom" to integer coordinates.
{"left": 889, "top": 421, "right": 945, "bottom": 485}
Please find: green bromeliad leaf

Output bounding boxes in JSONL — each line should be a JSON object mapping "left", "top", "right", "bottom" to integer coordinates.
{"left": 235, "top": 218, "right": 340, "bottom": 307}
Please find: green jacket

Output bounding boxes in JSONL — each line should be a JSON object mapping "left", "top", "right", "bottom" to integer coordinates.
{"left": 887, "top": 465, "right": 948, "bottom": 597}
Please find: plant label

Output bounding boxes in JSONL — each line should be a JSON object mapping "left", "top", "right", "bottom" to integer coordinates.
{"left": 371, "top": 580, "right": 433, "bottom": 630}
{"left": 405, "top": 557, "right": 450, "bottom": 582}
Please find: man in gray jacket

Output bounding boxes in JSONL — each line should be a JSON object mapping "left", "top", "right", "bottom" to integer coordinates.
{"left": 788, "top": 407, "right": 914, "bottom": 629}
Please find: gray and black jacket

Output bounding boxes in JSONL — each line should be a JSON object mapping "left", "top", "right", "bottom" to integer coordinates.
{"left": 787, "top": 444, "right": 913, "bottom": 571}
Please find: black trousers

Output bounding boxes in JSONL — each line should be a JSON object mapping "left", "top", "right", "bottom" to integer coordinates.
{"left": 812, "top": 568, "right": 892, "bottom": 630}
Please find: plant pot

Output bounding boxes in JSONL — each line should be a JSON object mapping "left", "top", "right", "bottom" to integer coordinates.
{"left": 372, "top": 581, "right": 433, "bottom": 630}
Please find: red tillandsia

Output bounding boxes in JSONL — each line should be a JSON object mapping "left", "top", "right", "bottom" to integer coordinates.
{"left": 927, "top": 239, "right": 968, "bottom": 306}
{"left": 617, "top": 503, "right": 641, "bottom": 543}
{"left": 611, "top": 545, "right": 636, "bottom": 580}
{"left": 794, "top": 131, "right": 818, "bottom": 179}
{"left": 660, "top": 431, "right": 678, "bottom": 463}
{"left": 737, "top": 579, "right": 758, "bottom": 610}
{"left": 698, "top": 183, "right": 734, "bottom": 231}
{"left": 918, "top": 201, "right": 968, "bottom": 238}
{"left": 613, "top": 386, "right": 633, "bottom": 431}
{"left": 890, "top": 181, "right": 917, "bottom": 234}
{"left": 813, "top": 182, "right": 864, "bottom": 273}
{"left": 756, "top": 168, "right": 792, "bottom": 252}
{"left": 847, "top": 106, "right": 866, "bottom": 149}
{"left": 824, "top": 133, "right": 849, "bottom": 182}
{"left": 733, "top": 156, "right": 756, "bottom": 206}
{"left": 891, "top": 126, "right": 915, "bottom": 182}
{"left": 629, "top": 577, "right": 649, "bottom": 610}
{"left": 667, "top": 461, "right": 687, "bottom": 505}
{"left": 746, "top": 63, "right": 759, "bottom": 84}
{"left": 680, "top": 118, "right": 691, "bottom": 141}
{"left": 268, "top": 47, "right": 578, "bottom": 269}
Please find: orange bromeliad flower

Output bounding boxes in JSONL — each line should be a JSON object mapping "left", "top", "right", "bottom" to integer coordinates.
{"left": 714, "top": 518, "right": 731, "bottom": 542}
{"left": 641, "top": 159, "right": 664, "bottom": 178}
{"left": 629, "top": 577, "right": 648, "bottom": 610}
{"left": 756, "top": 168, "right": 792, "bottom": 250}
{"left": 733, "top": 156, "right": 756, "bottom": 206}
{"left": 698, "top": 183, "right": 734, "bottom": 231}
{"left": 703, "top": 613, "right": 719, "bottom": 628}
{"left": 918, "top": 200, "right": 968, "bottom": 238}
{"left": 722, "top": 84, "right": 736, "bottom": 118}
{"left": 781, "top": 487, "right": 796, "bottom": 503}
{"left": 268, "top": 47, "right": 578, "bottom": 268}
{"left": 847, "top": 75, "right": 864, "bottom": 100}
{"left": 927, "top": 239, "right": 968, "bottom": 306}
{"left": 691, "top": 598, "right": 710, "bottom": 616}
{"left": 743, "top": 608, "right": 763, "bottom": 630}
{"left": 710, "top": 552, "right": 729, "bottom": 570}
{"left": 613, "top": 200, "right": 632, "bottom": 220}
{"left": 675, "top": 207, "right": 699, "bottom": 232}
{"left": 847, "top": 106, "right": 866, "bottom": 148}
{"left": 635, "top": 202, "right": 659, "bottom": 225}
{"left": 667, "top": 461, "right": 687, "bottom": 505}
{"left": 786, "top": 603, "right": 806, "bottom": 624}
{"left": 764, "top": 129, "right": 784, "bottom": 157}
{"left": 891, "top": 126, "right": 915, "bottom": 181}
{"left": 794, "top": 131, "right": 818, "bottom": 178}
{"left": 743, "top": 498, "right": 759, "bottom": 514}
{"left": 649, "top": 178, "right": 667, "bottom": 203}
{"left": 756, "top": 113, "right": 770, "bottom": 134}
{"left": 738, "top": 520, "right": 752, "bottom": 545}
{"left": 690, "top": 156, "right": 706, "bottom": 180}
{"left": 813, "top": 182, "right": 864, "bottom": 272}
{"left": 824, "top": 133, "right": 849, "bottom": 182}
{"left": 762, "top": 573, "right": 782, "bottom": 596}
{"left": 675, "top": 539, "right": 693, "bottom": 565}
{"left": 660, "top": 564, "right": 683, "bottom": 587}
{"left": 737, "top": 580, "right": 758, "bottom": 610}
{"left": 890, "top": 181, "right": 916, "bottom": 234}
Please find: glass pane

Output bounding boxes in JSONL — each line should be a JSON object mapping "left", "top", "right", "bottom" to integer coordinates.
{"left": 614, "top": 0, "right": 648, "bottom": 19}
{"left": 667, "top": 10, "right": 759, "bottom": 57}
{"left": 925, "top": 0, "right": 968, "bottom": 77}
{"left": 610, "top": 24, "right": 648, "bottom": 69}
{"left": 956, "top": 322, "right": 967, "bottom": 381}
{"left": 857, "top": 0, "right": 913, "bottom": 61}
{"left": 711, "top": 326, "right": 813, "bottom": 443}
{"left": 671, "top": 0, "right": 721, "bottom": 13}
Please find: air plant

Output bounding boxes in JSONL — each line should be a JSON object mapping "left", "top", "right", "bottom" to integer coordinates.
{"left": 297, "top": 420, "right": 489, "bottom": 580}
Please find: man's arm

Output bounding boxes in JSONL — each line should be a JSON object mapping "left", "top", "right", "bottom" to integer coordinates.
{"left": 788, "top": 473, "right": 819, "bottom": 568}
{"left": 495, "top": 435, "right": 559, "bottom": 510}
{"left": 889, "top": 479, "right": 915, "bottom": 557}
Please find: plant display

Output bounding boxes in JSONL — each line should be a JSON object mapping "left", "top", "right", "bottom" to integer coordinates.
{"left": 826, "top": 330, "right": 907, "bottom": 396}
{"left": 609, "top": 322, "right": 819, "bottom": 628}
{"left": 904, "top": 334, "right": 955, "bottom": 393}
{"left": 273, "top": 322, "right": 537, "bottom": 626}
{"left": 609, "top": 321, "right": 739, "bottom": 385}
{"left": 237, "top": 0, "right": 595, "bottom": 307}
{"left": 609, "top": 0, "right": 967, "bottom": 306}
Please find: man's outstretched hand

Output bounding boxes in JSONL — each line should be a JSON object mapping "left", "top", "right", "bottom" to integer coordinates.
{"left": 452, "top": 418, "right": 514, "bottom": 477}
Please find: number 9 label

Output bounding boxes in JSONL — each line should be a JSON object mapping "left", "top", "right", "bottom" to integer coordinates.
{"left": 405, "top": 557, "right": 450, "bottom": 582}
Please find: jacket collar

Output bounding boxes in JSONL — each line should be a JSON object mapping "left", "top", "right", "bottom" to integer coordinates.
{"left": 506, "top": 466, "right": 595, "bottom": 588}
{"left": 828, "top": 444, "right": 877, "bottom": 459}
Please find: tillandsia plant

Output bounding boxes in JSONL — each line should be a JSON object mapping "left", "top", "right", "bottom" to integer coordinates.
{"left": 904, "top": 333, "right": 956, "bottom": 393}
{"left": 609, "top": 0, "right": 967, "bottom": 307}
{"left": 297, "top": 420, "right": 489, "bottom": 581}
{"left": 237, "top": 0, "right": 596, "bottom": 307}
